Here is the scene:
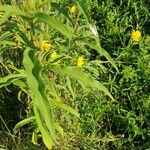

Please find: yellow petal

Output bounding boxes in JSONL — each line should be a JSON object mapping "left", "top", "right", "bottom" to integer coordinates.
{"left": 76, "top": 57, "right": 84, "bottom": 68}
{"left": 50, "top": 51, "right": 58, "bottom": 58}
{"left": 50, "top": 51, "right": 60, "bottom": 65}
{"left": 131, "top": 30, "right": 141, "bottom": 42}
{"left": 42, "top": 40, "right": 52, "bottom": 51}
{"left": 69, "top": 5, "right": 76, "bottom": 14}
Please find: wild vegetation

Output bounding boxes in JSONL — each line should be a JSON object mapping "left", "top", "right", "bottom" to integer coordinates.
{"left": 0, "top": 0, "right": 150, "bottom": 149}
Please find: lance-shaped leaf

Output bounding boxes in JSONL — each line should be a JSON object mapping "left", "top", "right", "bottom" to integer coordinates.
{"left": 13, "top": 117, "right": 35, "bottom": 133}
{"left": 51, "top": 66, "right": 115, "bottom": 101}
{"left": 0, "top": 74, "right": 26, "bottom": 88}
{"left": 23, "top": 47, "right": 56, "bottom": 148}
{"left": 75, "top": 0, "right": 91, "bottom": 24}
{"left": 0, "top": 5, "right": 27, "bottom": 25}
{"left": 50, "top": 98, "right": 80, "bottom": 118}
{"left": 86, "top": 41, "right": 118, "bottom": 71}
{"left": 34, "top": 12, "right": 74, "bottom": 39}
{"left": 0, "top": 5, "right": 27, "bottom": 16}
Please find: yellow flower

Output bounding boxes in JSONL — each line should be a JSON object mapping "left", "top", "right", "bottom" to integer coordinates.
{"left": 69, "top": 5, "right": 77, "bottom": 14}
{"left": 42, "top": 40, "right": 52, "bottom": 51}
{"left": 34, "top": 40, "right": 52, "bottom": 51}
{"left": 76, "top": 57, "right": 84, "bottom": 68}
{"left": 33, "top": 40, "right": 38, "bottom": 47}
{"left": 0, "top": 12, "right": 3, "bottom": 18}
{"left": 50, "top": 51, "right": 59, "bottom": 65}
{"left": 131, "top": 29, "right": 141, "bottom": 42}
{"left": 13, "top": 34, "right": 19, "bottom": 42}
{"left": 50, "top": 51, "right": 58, "bottom": 58}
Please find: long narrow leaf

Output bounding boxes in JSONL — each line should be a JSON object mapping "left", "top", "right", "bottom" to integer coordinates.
{"left": 34, "top": 105, "right": 53, "bottom": 149}
{"left": 0, "top": 74, "right": 26, "bottom": 88}
{"left": 0, "top": 5, "right": 27, "bottom": 16}
{"left": 34, "top": 12, "right": 74, "bottom": 39}
{"left": 50, "top": 98, "right": 80, "bottom": 118}
{"left": 85, "top": 41, "right": 118, "bottom": 71}
{"left": 13, "top": 117, "right": 35, "bottom": 133}
{"left": 75, "top": 0, "right": 90, "bottom": 24}
{"left": 23, "top": 47, "right": 56, "bottom": 147}
{"left": 51, "top": 66, "right": 115, "bottom": 101}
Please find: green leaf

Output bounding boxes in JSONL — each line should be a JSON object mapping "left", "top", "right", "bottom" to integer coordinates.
{"left": 13, "top": 117, "right": 35, "bottom": 133}
{"left": 32, "top": 129, "right": 40, "bottom": 146}
{"left": 23, "top": 47, "right": 56, "bottom": 147}
{"left": 85, "top": 41, "right": 118, "bottom": 71}
{"left": 50, "top": 98, "right": 80, "bottom": 118}
{"left": 75, "top": 0, "right": 91, "bottom": 24}
{"left": 66, "top": 76, "right": 76, "bottom": 99}
{"left": 52, "top": 66, "right": 115, "bottom": 101}
{"left": 54, "top": 122, "right": 64, "bottom": 136}
{"left": 12, "top": 80, "right": 27, "bottom": 91}
{"left": 7, "top": 64, "right": 25, "bottom": 74}
{"left": 0, "top": 5, "right": 27, "bottom": 16}
{"left": 34, "top": 12, "right": 74, "bottom": 39}
{"left": 43, "top": 136, "right": 53, "bottom": 150}
{"left": 0, "top": 74, "right": 26, "bottom": 88}
{"left": 0, "top": 41, "right": 16, "bottom": 46}
{"left": 34, "top": 105, "right": 54, "bottom": 149}
{"left": 0, "top": 5, "right": 27, "bottom": 25}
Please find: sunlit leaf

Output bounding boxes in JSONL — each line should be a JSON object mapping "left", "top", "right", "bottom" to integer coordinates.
{"left": 75, "top": 0, "right": 90, "bottom": 24}
{"left": 51, "top": 66, "right": 115, "bottom": 101}
{"left": 85, "top": 41, "right": 118, "bottom": 71}
{"left": 34, "top": 12, "right": 74, "bottom": 39}
{"left": 23, "top": 47, "right": 56, "bottom": 147}
{"left": 0, "top": 74, "right": 26, "bottom": 88}
{"left": 50, "top": 98, "right": 80, "bottom": 118}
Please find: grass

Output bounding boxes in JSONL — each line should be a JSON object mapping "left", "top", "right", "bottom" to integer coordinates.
{"left": 0, "top": 0, "right": 150, "bottom": 149}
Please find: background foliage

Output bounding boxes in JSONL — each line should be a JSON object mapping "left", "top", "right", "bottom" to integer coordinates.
{"left": 1, "top": 0, "right": 150, "bottom": 149}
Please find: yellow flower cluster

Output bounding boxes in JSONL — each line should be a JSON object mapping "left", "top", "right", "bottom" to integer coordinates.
{"left": 69, "top": 5, "right": 77, "bottom": 14}
{"left": 131, "top": 29, "right": 141, "bottom": 42}
{"left": 76, "top": 57, "right": 84, "bottom": 68}
{"left": 0, "top": 12, "right": 3, "bottom": 18}
{"left": 50, "top": 51, "right": 59, "bottom": 65}
{"left": 33, "top": 40, "right": 85, "bottom": 67}
{"left": 13, "top": 34, "right": 19, "bottom": 42}
{"left": 41, "top": 40, "right": 53, "bottom": 51}
{"left": 34, "top": 40, "right": 52, "bottom": 51}
{"left": 50, "top": 51, "right": 58, "bottom": 58}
